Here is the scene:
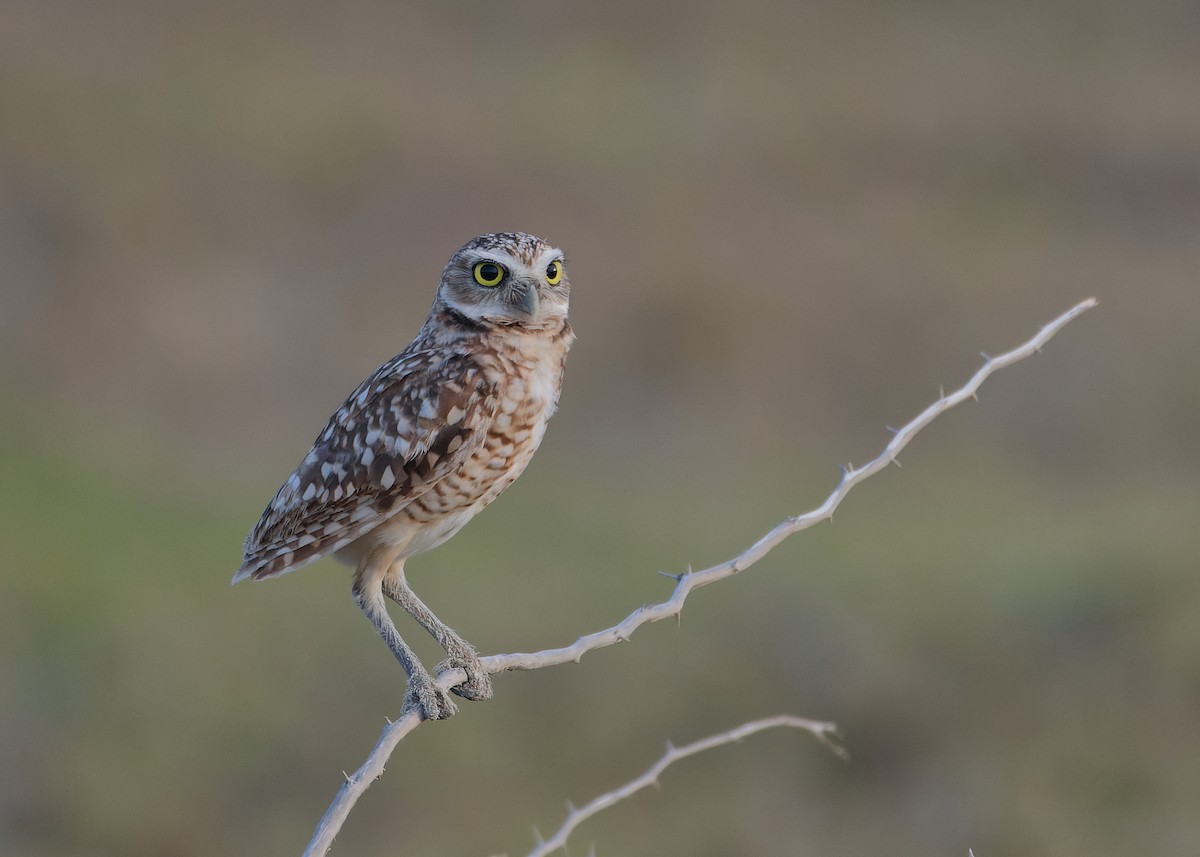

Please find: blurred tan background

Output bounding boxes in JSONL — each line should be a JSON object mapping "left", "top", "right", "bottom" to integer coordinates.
{"left": 2, "top": 1, "right": 1198, "bottom": 855}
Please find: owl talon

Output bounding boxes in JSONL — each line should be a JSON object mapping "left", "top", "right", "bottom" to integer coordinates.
{"left": 439, "top": 655, "right": 493, "bottom": 702}
{"left": 404, "top": 674, "right": 458, "bottom": 721}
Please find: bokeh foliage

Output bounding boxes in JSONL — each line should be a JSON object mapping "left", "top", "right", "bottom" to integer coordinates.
{"left": 1, "top": 1, "right": 1198, "bottom": 855}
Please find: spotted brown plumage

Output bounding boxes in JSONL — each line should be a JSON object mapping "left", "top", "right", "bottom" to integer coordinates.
{"left": 235, "top": 232, "right": 573, "bottom": 720}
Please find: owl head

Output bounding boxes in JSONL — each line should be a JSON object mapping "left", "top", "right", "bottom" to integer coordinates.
{"left": 435, "top": 232, "right": 570, "bottom": 329}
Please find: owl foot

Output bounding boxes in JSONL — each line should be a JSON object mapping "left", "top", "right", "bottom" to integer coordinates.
{"left": 438, "top": 652, "right": 493, "bottom": 702}
{"left": 404, "top": 672, "right": 458, "bottom": 721}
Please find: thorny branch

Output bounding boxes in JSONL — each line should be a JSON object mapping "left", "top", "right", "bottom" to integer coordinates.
{"left": 521, "top": 715, "right": 846, "bottom": 857}
{"left": 302, "top": 298, "right": 1098, "bottom": 857}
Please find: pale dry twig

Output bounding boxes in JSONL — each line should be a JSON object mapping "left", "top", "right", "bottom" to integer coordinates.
{"left": 520, "top": 714, "right": 846, "bottom": 857}
{"left": 302, "top": 298, "right": 1097, "bottom": 857}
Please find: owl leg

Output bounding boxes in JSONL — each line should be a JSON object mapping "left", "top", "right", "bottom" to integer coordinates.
{"left": 352, "top": 559, "right": 457, "bottom": 721}
{"left": 381, "top": 569, "right": 494, "bottom": 703}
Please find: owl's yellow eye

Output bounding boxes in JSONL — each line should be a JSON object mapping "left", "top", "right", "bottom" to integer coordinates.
{"left": 472, "top": 261, "right": 506, "bottom": 287}
{"left": 545, "top": 260, "right": 563, "bottom": 285}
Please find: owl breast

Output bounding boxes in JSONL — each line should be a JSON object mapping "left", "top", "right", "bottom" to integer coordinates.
{"left": 351, "top": 322, "right": 572, "bottom": 563}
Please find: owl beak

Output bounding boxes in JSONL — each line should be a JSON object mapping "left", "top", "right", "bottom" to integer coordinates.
{"left": 513, "top": 279, "right": 540, "bottom": 318}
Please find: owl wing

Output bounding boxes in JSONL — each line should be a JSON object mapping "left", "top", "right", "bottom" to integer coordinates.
{"left": 235, "top": 348, "right": 498, "bottom": 582}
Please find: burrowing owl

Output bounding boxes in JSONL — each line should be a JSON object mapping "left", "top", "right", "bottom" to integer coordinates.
{"left": 234, "top": 232, "right": 573, "bottom": 720}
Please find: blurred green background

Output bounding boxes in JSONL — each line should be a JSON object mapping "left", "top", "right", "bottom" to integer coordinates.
{"left": 2, "top": 1, "right": 1198, "bottom": 855}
